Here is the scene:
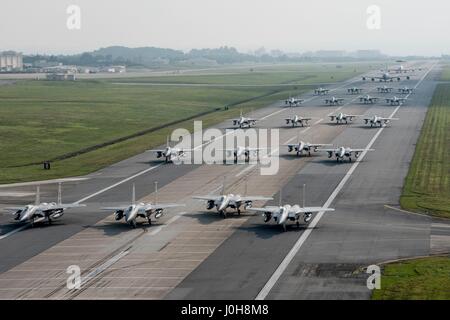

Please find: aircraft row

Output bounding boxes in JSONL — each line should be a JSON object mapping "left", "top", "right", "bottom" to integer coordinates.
{"left": 3, "top": 181, "right": 331, "bottom": 231}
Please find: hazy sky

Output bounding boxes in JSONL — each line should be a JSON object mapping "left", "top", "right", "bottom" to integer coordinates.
{"left": 1, "top": 0, "right": 449, "bottom": 56}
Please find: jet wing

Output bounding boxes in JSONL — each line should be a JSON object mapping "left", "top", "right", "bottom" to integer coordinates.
{"left": 144, "top": 203, "right": 185, "bottom": 210}
{"left": 247, "top": 206, "right": 280, "bottom": 214}
{"left": 101, "top": 206, "right": 129, "bottom": 211}
{"left": 308, "top": 143, "right": 332, "bottom": 148}
{"left": 290, "top": 206, "right": 335, "bottom": 215}
{"left": 317, "top": 148, "right": 336, "bottom": 152}
{"left": 246, "top": 147, "right": 269, "bottom": 152}
{"left": 239, "top": 196, "right": 273, "bottom": 202}
{"left": 52, "top": 203, "right": 86, "bottom": 210}
{"left": 348, "top": 148, "right": 374, "bottom": 153}
{"left": 192, "top": 195, "right": 222, "bottom": 201}
{"left": 379, "top": 117, "right": 399, "bottom": 121}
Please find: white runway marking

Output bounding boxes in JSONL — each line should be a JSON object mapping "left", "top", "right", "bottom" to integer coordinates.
{"left": 255, "top": 63, "right": 436, "bottom": 300}
{"left": 0, "top": 217, "right": 45, "bottom": 240}
{"left": 80, "top": 250, "right": 130, "bottom": 287}
{"left": 75, "top": 164, "right": 164, "bottom": 204}
{"left": 149, "top": 211, "right": 186, "bottom": 236}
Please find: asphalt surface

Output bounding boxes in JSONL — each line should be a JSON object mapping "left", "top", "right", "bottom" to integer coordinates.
{"left": 0, "top": 61, "right": 448, "bottom": 299}
{"left": 166, "top": 62, "right": 450, "bottom": 299}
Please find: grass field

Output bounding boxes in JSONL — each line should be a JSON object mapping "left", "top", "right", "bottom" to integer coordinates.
{"left": 400, "top": 83, "right": 450, "bottom": 218}
{"left": 0, "top": 63, "right": 373, "bottom": 184}
{"left": 440, "top": 64, "right": 450, "bottom": 81}
{"left": 107, "top": 63, "right": 369, "bottom": 85}
{"left": 372, "top": 256, "right": 450, "bottom": 300}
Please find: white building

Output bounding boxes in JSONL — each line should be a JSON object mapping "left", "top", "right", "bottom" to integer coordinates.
{"left": 0, "top": 51, "right": 23, "bottom": 71}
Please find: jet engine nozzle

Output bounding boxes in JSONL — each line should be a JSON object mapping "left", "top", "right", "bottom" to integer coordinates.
{"left": 206, "top": 200, "right": 215, "bottom": 210}
{"left": 304, "top": 213, "right": 313, "bottom": 223}
{"left": 154, "top": 209, "right": 163, "bottom": 219}
{"left": 115, "top": 210, "right": 124, "bottom": 221}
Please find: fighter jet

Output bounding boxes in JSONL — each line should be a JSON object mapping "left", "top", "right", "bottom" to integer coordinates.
{"left": 329, "top": 112, "right": 361, "bottom": 124}
{"left": 149, "top": 137, "right": 191, "bottom": 163}
{"left": 219, "top": 146, "right": 269, "bottom": 163}
{"left": 285, "top": 114, "right": 312, "bottom": 127}
{"left": 325, "top": 97, "right": 344, "bottom": 106}
{"left": 359, "top": 95, "right": 379, "bottom": 104}
{"left": 318, "top": 146, "right": 374, "bottom": 162}
{"left": 386, "top": 96, "right": 407, "bottom": 106}
{"left": 314, "top": 87, "right": 329, "bottom": 95}
{"left": 398, "top": 87, "right": 414, "bottom": 94}
{"left": 231, "top": 110, "right": 258, "bottom": 128}
{"left": 377, "top": 86, "right": 394, "bottom": 93}
{"left": 347, "top": 87, "right": 363, "bottom": 94}
{"left": 3, "top": 184, "right": 84, "bottom": 226}
{"left": 363, "top": 72, "right": 410, "bottom": 82}
{"left": 192, "top": 182, "right": 273, "bottom": 217}
{"left": 285, "top": 140, "right": 332, "bottom": 157}
{"left": 363, "top": 115, "right": 399, "bottom": 127}
{"left": 285, "top": 96, "right": 304, "bottom": 107}
{"left": 101, "top": 184, "right": 184, "bottom": 228}
{"left": 247, "top": 185, "right": 334, "bottom": 231}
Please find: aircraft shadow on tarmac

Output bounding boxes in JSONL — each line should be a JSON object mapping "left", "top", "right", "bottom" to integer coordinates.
{"left": 322, "top": 122, "right": 357, "bottom": 127}
{"left": 354, "top": 125, "right": 393, "bottom": 130}
{"left": 89, "top": 221, "right": 153, "bottom": 236}
{"left": 236, "top": 221, "right": 311, "bottom": 239}
{"left": 135, "top": 159, "right": 165, "bottom": 166}
{"left": 183, "top": 211, "right": 252, "bottom": 225}
{"left": 0, "top": 220, "right": 65, "bottom": 235}
{"left": 279, "top": 153, "right": 322, "bottom": 161}
{"left": 312, "top": 159, "right": 355, "bottom": 167}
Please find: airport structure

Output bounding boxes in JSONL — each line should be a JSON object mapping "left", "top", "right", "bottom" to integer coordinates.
{"left": 0, "top": 51, "right": 23, "bottom": 72}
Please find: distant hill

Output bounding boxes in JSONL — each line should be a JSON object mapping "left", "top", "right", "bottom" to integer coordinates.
{"left": 23, "top": 46, "right": 391, "bottom": 69}
{"left": 91, "top": 46, "right": 185, "bottom": 66}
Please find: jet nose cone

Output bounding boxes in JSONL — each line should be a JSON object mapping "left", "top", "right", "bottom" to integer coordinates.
{"left": 19, "top": 209, "right": 31, "bottom": 222}
{"left": 218, "top": 202, "right": 228, "bottom": 212}
{"left": 218, "top": 198, "right": 229, "bottom": 211}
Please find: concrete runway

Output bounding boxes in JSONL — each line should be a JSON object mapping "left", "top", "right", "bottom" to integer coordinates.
{"left": 0, "top": 61, "right": 448, "bottom": 299}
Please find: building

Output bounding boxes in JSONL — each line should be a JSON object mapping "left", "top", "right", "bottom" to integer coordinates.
{"left": 0, "top": 51, "right": 23, "bottom": 71}
{"left": 100, "top": 65, "right": 126, "bottom": 73}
